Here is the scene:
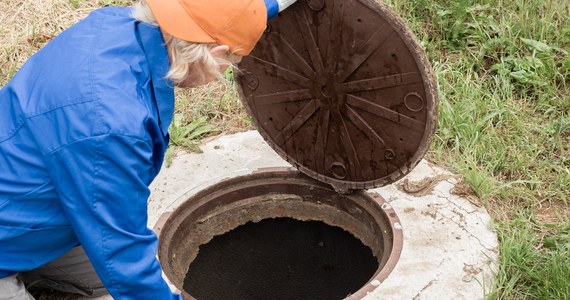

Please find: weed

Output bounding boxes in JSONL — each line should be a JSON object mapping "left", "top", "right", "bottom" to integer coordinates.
{"left": 491, "top": 38, "right": 569, "bottom": 96}
{"left": 436, "top": 3, "right": 500, "bottom": 50}
{"left": 165, "top": 114, "right": 220, "bottom": 166}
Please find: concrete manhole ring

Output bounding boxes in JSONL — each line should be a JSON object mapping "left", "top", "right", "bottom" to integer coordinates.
{"left": 157, "top": 168, "right": 403, "bottom": 300}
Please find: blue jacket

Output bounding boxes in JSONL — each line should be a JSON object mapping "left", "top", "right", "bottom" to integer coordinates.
{"left": 0, "top": 7, "right": 181, "bottom": 300}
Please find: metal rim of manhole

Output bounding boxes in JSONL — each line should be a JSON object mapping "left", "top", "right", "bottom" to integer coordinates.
{"left": 236, "top": 0, "right": 438, "bottom": 192}
{"left": 157, "top": 168, "right": 403, "bottom": 299}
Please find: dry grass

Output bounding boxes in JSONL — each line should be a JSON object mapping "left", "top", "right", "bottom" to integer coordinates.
{"left": 0, "top": 0, "right": 99, "bottom": 85}
{"left": 174, "top": 80, "right": 252, "bottom": 135}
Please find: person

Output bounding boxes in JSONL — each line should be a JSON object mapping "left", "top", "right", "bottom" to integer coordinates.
{"left": 0, "top": 0, "right": 295, "bottom": 299}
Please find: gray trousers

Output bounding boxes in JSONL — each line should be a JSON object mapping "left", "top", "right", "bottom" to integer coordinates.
{"left": 0, "top": 246, "right": 108, "bottom": 299}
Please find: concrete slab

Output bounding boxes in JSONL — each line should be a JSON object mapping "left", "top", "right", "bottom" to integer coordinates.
{"left": 88, "top": 130, "right": 498, "bottom": 300}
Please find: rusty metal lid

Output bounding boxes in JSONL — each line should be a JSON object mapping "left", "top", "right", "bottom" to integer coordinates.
{"left": 235, "top": 0, "right": 438, "bottom": 192}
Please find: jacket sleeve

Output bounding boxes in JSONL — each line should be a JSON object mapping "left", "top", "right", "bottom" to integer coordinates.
{"left": 44, "top": 133, "right": 182, "bottom": 300}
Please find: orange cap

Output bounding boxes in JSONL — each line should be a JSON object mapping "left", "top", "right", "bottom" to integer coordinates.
{"left": 145, "top": 0, "right": 267, "bottom": 56}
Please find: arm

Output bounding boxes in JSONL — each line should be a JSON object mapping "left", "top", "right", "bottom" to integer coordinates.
{"left": 44, "top": 134, "right": 182, "bottom": 300}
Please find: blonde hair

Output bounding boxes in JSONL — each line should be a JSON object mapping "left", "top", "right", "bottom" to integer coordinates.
{"left": 132, "top": 1, "right": 232, "bottom": 85}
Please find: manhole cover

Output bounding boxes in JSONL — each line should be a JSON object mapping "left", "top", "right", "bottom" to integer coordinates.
{"left": 236, "top": 0, "right": 438, "bottom": 192}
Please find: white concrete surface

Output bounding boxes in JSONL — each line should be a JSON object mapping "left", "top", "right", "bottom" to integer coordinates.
{"left": 90, "top": 130, "right": 498, "bottom": 300}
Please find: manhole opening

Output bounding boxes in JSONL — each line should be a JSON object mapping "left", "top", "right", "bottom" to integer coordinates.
{"left": 183, "top": 217, "right": 379, "bottom": 300}
{"left": 158, "top": 170, "right": 403, "bottom": 299}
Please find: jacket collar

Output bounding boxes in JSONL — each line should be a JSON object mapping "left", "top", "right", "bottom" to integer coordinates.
{"left": 136, "top": 22, "right": 175, "bottom": 135}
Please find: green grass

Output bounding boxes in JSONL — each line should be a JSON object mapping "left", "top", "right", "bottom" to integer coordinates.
{"left": 488, "top": 215, "right": 570, "bottom": 299}
{"left": 381, "top": 0, "right": 569, "bottom": 298}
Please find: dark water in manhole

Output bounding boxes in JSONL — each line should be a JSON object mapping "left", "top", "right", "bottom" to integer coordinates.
{"left": 183, "top": 218, "right": 379, "bottom": 300}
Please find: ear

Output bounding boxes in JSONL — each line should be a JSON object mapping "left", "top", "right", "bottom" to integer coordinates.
{"left": 209, "top": 45, "right": 230, "bottom": 58}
